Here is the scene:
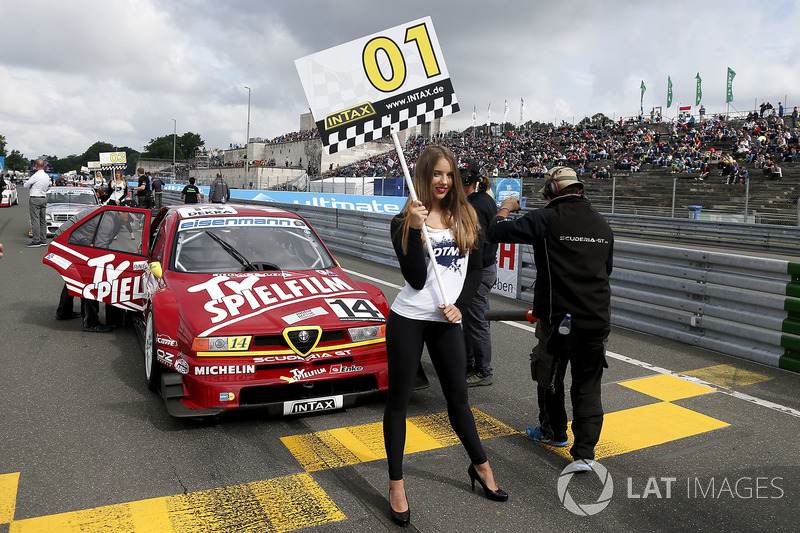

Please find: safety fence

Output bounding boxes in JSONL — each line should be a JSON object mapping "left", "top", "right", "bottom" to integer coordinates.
{"left": 162, "top": 191, "right": 800, "bottom": 372}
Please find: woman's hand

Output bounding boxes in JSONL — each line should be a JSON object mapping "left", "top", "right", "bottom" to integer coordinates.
{"left": 439, "top": 304, "right": 462, "bottom": 323}
{"left": 408, "top": 200, "right": 428, "bottom": 229}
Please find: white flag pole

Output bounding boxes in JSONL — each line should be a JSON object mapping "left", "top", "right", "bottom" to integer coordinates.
{"left": 390, "top": 131, "right": 449, "bottom": 306}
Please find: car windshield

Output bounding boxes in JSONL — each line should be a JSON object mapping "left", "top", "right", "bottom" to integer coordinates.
{"left": 172, "top": 217, "right": 335, "bottom": 273}
{"left": 47, "top": 191, "right": 97, "bottom": 205}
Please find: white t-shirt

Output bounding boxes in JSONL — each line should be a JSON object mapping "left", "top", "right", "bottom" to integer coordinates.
{"left": 108, "top": 181, "right": 126, "bottom": 203}
{"left": 391, "top": 226, "right": 469, "bottom": 322}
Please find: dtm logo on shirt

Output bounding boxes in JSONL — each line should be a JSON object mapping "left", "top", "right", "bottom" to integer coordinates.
{"left": 433, "top": 238, "right": 463, "bottom": 273}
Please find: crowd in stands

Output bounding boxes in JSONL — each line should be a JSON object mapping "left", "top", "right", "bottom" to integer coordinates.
{"left": 266, "top": 129, "right": 320, "bottom": 144}
{"left": 328, "top": 112, "right": 800, "bottom": 184}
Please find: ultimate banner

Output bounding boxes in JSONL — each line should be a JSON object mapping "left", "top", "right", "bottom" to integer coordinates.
{"left": 295, "top": 17, "right": 459, "bottom": 154}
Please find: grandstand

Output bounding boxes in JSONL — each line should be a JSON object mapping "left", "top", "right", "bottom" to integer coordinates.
{"left": 329, "top": 112, "right": 800, "bottom": 224}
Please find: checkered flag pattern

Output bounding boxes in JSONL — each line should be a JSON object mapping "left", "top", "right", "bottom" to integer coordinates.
{"left": 308, "top": 60, "right": 373, "bottom": 119}
{"left": 100, "top": 163, "right": 127, "bottom": 170}
{"left": 325, "top": 94, "right": 459, "bottom": 154}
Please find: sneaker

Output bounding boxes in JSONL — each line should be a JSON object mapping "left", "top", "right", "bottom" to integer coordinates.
{"left": 56, "top": 311, "right": 81, "bottom": 321}
{"left": 38, "top": 241, "right": 48, "bottom": 247}
{"left": 526, "top": 426, "right": 569, "bottom": 447}
{"left": 563, "top": 459, "right": 596, "bottom": 474}
{"left": 26, "top": 241, "right": 41, "bottom": 248}
{"left": 466, "top": 372, "right": 493, "bottom": 387}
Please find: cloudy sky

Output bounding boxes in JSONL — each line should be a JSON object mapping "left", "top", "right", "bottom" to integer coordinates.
{"left": 2, "top": 0, "right": 798, "bottom": 158}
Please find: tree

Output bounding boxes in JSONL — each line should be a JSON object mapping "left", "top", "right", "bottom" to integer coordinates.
{"left": 5, "top": 150, "right": 27, "bottom": 172}
{"left": 0, "top": 134, "right": 6, "bottom": 156}
{"left": 179, "top": 132, "right": 204, "bottom": 159}
{"left": 143, "top": 132, "right": 205, "bottom": 160}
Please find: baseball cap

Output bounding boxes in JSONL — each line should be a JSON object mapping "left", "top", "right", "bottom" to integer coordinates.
{"left": 538, "top": 166, "right": 583, "bottom": 194}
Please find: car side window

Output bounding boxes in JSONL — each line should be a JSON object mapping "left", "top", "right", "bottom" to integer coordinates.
{"left": 92, "top": 211, "right": 147, "bottom": 255}
{"left": 68, "top": 211, "right": 147, "bottom": 255}
{"left": 67, "top": 212, "right": 103, "bottom": 246}
{"left": 150, "top": 219, "right": 168, "bottom": 263}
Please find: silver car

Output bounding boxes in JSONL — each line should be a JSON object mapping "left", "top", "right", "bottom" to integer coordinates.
{"left": 46, "top": 187, "right": 100, "bottom": 236}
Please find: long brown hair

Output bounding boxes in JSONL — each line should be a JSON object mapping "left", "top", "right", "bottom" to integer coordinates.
{"left": 399, "top": 145, "right": 478, "bottom": 255}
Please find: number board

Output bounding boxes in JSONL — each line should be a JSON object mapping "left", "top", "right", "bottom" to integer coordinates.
{"left": 295, "top": 16, "right": 459, "bottom": 154}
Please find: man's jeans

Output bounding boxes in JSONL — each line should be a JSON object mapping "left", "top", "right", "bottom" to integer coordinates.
{"left": 29, "top": 196, "right": 47, "bottom": 243}
{"left": 463, "top": 264, "right": 497, "bottom": 375}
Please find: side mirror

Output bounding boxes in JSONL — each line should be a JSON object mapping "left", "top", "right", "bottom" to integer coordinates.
{"left": 149, "top": 261, "right": 163, "bottom": 280}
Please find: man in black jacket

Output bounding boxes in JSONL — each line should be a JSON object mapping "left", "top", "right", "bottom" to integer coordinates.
{"left": 488, "top": 166, "right": 613, "bottom": 470}
{"left": 461, "top": 161, "right": 498, "bottom": 386}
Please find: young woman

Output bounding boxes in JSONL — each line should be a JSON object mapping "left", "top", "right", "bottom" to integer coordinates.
{"left": 107, "top": 171, "right": 135, "bottom": 239}
{"left": 93, "top": 171, "right": 106, "bottom": 195}
{"left": 107, "top": 171, "right": 127, "bottom": 205}
{"left": 384, "top": 146, "right": 507, "bottom": 527}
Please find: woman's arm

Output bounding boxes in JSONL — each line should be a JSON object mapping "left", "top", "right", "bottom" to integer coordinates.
{"left": 390, "top": 216, "right": 427, "bottom": 290}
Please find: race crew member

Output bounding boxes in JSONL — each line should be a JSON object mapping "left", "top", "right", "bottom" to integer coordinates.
{"left": 134, "top": 167, "right": 151, "bottom": 208}
{"left": 24, "top": 159, "right": 50, "bottom": 247}
{"left": 208, "top": 173, "right": 230, "bottom": 203}
{"left": 460, "top": 160, "right": 498, "bottom": 387}
{"left": 487, "top": 166, "right": 613, "bottom": 471}
{"left": 54, "top": 206, "right": 122, "bottom": 332}
{"left": 181, "top": 177, "right": 201, "bottom": 204}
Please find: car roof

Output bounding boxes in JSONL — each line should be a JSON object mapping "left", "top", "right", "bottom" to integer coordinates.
{"left": 171, "top": 203, "right": 300, "bottom": 220}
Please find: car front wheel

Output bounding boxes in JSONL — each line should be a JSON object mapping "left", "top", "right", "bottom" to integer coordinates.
{"left": 144, "top": 310, "right": 162, "bottom": 392}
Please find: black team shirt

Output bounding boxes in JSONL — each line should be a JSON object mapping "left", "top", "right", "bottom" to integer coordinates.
{"left": 182, "top": 184, "right": 200, "bottom": 204}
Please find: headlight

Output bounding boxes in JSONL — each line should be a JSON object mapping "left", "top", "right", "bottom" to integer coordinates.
{"left": 348, "top": 325, "right": 386, "bottom": 343}
{"left": 45, "top": 213, "right": 52, "bottom": 221}
{"left": 192, "top": 336, "right": 252, "bottom": 352}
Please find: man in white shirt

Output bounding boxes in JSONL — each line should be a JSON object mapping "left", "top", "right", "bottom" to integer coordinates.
{"left": 24, "top": 159, "right": 51, "bottom": 247}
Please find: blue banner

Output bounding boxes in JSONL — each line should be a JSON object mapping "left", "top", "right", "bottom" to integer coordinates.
{"left": 157, "top": 183, "right": 408, "bottom": 215}
{"left": 0, "top": 156, "right": 5, "bottom": 172}
{"left": 491, "top": 178, "right": 522, "bottom": 206}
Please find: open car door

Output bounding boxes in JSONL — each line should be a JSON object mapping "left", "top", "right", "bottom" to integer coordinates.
{"left": 43, "top": 206, "right": 152, "bottom": 312}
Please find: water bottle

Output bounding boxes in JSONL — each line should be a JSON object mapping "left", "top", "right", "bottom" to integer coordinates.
{"left": 558, "top": 313, "right": 572, "bottom": 335}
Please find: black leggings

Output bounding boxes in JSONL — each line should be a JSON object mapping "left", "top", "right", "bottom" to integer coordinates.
{"left": 383, "top": 311, "right": 487, "bottom": 480}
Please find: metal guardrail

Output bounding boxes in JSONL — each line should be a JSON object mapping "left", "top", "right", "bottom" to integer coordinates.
{"left": 162, "top": 191, "right": 800, "bottom": 372}
{"left": 603, "top": 213, "right": 800, "bottom": 254}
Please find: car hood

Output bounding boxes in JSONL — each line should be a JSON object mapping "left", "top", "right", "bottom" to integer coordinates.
{"left": 47, "top": 203, "right": 95, "bottom": 214}
{"left": 166, "top": 269, "right": 381, "bottom": 338}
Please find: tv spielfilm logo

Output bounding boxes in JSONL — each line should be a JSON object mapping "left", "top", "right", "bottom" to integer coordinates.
{"left": 557, "top": 460, "right": 614, "bottom": 516}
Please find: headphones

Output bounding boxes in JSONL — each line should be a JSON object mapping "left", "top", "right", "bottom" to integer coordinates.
{"left": 542, "top": 166, "right": 583, "bottom": 200}
{"left": 542, "top": 177, "right": 561, "bottom": 200}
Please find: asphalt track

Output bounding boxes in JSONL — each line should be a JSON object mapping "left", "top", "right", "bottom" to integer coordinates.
{"left": 1, "top": 191, "right": 799, "bottom": 532}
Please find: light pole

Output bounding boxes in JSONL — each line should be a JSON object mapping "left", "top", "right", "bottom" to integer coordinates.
{"left": 172, "top": 118, "right": 177, "bottom": 183}
{"left": 244, "top": 85, "right": 251, "bottom": 176}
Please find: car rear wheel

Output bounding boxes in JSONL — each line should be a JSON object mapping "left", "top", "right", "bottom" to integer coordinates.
{"left": 144, "top": 310, "right": 162, "bottom": 392}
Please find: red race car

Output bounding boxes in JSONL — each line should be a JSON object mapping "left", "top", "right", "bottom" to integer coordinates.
{"left": 43, "top": 203, "right": 390, "bottom": 418}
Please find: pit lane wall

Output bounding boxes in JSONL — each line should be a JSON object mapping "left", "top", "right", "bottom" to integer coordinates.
{"left": 161, "top": 190, "right": 800, "bottom": 373}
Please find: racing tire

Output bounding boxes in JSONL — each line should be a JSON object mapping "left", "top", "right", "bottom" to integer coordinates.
{"left": 144, "top": 309, "right": 162, "bottom": 392}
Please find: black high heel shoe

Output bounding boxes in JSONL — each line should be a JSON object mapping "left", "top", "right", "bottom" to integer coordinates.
{"left": 388, "top": 488, "right": 411, "bottom": 527}
{"left": 468, "top": 464, "right": 509, "bottom": 502}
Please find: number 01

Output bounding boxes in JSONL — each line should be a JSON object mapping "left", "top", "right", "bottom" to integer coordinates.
{"left": 362, "top": 23, "right": 442, "bottom": 93}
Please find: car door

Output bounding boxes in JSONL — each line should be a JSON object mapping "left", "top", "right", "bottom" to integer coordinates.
{"left": 43, "top": 206, "right": 152, "bottom": 312}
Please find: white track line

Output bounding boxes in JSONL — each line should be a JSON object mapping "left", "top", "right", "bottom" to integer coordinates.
{"left": 343, "top": 267, "right": 800, "bottom": 420}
